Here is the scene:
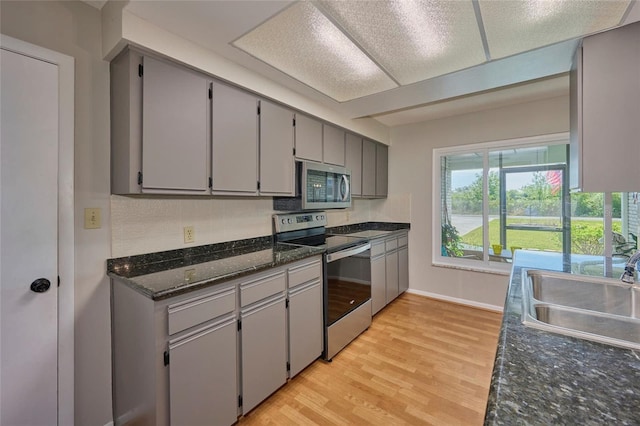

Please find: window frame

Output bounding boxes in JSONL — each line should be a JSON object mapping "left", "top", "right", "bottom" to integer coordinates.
{"left": 432, "top": 132, "right": 570, "bottom": 274}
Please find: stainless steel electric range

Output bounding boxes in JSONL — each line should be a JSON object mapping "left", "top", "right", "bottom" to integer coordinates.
{"left": 274, "top": 212, "right": 372, "bottom": 360}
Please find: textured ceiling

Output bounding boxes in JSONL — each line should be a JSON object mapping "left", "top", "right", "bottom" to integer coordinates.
{"left": 124, "top": 0, "right": 639, "bottom": 125}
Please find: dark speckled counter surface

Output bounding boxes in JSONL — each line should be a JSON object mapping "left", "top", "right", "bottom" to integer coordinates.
{"left": 107, "top": 221, "right": 409, "bottom": 301}
{"left": 485, "top": 250, "right": 640, "bottom": 425}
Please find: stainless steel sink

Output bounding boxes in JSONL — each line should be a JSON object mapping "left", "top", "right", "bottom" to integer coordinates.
{"left": 522, "top": 269, "right": 640, "bottom": 350}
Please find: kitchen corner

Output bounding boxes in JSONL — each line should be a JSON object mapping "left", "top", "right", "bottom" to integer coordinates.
{"left": 485, "top": 250, "right": 640, "bottom": 424}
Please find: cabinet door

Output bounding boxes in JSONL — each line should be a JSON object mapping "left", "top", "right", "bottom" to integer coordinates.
{"left": 371, "top": 253, "right": 386, "bottom": 315}
{"left": 294, "top": 114, "right": 322, "bottom": 162}
{"left": 345, "top": 134, "right": 362, "bottom": 197}
{"left": 399, "top": 246, "right": 409, "bottom": 294}
{"left": 241, "top": 295, "right": 287, "bottom": 414}
{"left": 260, "top": 101, "right": 295, "bottom": 195}
{"left": 169, "top": 315, "right": 238, "bottom": 426}
{"left": 323, "top": 124, "right": 345, "bottom": 166}
{"left": 376, "top": 143, "right": 389, "bottom": 198}
{"left": 576, "top": 21, "right": 640, "bottom": 192}
{"left": 211, "top": 82, "right": 258, "bottom": 194}
{"left": 362, "top": 139, "right": 376, "bottom": 197}
{"left": 288, "top": 280, "right": 323, "bottom": 377}
{"left": 385, "top": 249, "right": 399, "bottom": 304}
{"left": 142, "top": 56, "right": 209, "bottom": 193}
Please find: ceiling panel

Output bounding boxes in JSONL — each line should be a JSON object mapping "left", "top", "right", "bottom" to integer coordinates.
{"left": 316, "top": 0, "right": 487, "bottom": 85}
{"left": 233, "top": 2, "right": 398, "bottom": 102}
{"left": 480, "top": 0, "right": 632, "bottom": 59}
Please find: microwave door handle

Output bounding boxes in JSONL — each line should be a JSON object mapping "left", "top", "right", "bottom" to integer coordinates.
{"left": 339, "top": 175, "right": 350, "bottom": 201}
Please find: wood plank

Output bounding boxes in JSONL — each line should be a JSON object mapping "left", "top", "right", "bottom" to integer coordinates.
{"left": 239, "top": 293, "right": 502, "bottom": 426}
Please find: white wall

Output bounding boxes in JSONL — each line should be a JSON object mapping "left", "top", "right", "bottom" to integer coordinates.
{"left": 389, "top": 95, "right": 570, "bottom": 309}
{"left": 0, "top": 1, "right": 113, "bottom": 425}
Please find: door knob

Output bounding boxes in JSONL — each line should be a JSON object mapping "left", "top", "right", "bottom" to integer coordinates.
{"left": 30, "top": 278, "right": 51, "bottom": 293}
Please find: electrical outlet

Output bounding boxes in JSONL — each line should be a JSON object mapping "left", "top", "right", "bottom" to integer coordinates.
{"left": 184, "top": 269, "right": 196, "bottom": 282}
{"left": 183, "top": 226, "right": 195, "bottom": 243}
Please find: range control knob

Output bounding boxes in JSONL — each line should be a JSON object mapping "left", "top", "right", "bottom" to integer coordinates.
{"left": 281, "top": 218, "right": 286, "bottom": 225}
{"left": 288, "top": 218, "right": 293, "bottom": 224}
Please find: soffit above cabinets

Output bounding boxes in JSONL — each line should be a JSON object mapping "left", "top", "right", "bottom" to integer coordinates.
{"left": 123, "top": 0, "right": 638, "bottom": 125}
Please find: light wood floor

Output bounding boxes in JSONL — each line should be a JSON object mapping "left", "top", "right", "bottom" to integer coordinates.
{"left": 238, "top": 293, "right": 503, "bottom": 426}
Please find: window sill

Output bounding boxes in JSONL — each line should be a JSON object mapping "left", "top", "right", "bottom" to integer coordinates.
{"left": 432, "top": 259, "right": 511, "bottom": 276}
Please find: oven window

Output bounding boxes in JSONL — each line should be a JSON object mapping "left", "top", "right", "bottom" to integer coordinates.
{"left": 326, "top": 254, "right": 371, "bottom": 324}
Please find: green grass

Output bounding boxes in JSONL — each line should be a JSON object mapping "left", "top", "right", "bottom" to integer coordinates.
{"left": 460, "top": 218, "right": 616, "bottom": 252}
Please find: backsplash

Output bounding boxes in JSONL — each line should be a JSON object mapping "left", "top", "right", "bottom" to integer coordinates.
{"left": 111, "top": 194, "right": 411, "bottom": 257}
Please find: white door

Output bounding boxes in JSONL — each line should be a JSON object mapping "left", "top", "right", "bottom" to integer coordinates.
{"left": 1, "top": 48, "right": 59, "bottom": 425}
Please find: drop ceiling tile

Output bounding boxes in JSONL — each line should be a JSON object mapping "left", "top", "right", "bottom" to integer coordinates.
{"left": 480, "top": 0, "right": 632, "bottom": 59}
{"left": 316, "top": 0, "right": 487, "bottom": 85}
{"left": 232, "top": 2, "right": 397, "bottom": 102}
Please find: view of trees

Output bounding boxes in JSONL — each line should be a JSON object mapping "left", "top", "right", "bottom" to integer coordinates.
{"left": 450, "top": 171, "right": 621, "bottom": 218}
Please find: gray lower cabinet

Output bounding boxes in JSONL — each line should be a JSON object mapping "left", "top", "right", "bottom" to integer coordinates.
{"left": 287, "top": 258, "right": 323, "bottom": 377}
{"left": 385, "top": 237, "right": 399, "bottom": 303}
{"left": 370, "top": 232, "right": 409, "bottom": 315}
{"left": 168, "top": 314, "right": 238, "bottom": 426}
{"left": 370, "top": 240, "right": 386, "bottom": 315}
{"left": 240, "top": 294, "right": 287, "bottom": 414}
{"left": 211, "top": 81, "right": 259, "bottom": 194}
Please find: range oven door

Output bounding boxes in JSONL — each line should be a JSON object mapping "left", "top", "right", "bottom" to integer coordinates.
{"left": 325, "top": 243, "right": 371, "bottom": 325}
{"left": 302, "top": 161, "right": 351, "bottom": 210}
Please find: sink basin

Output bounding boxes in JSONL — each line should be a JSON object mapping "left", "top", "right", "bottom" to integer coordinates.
{"left": 522, "top": 269, "right": 640, "bottom": 350}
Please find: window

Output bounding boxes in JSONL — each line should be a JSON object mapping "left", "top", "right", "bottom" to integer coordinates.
{"left": 433, "top": 133, "right": 639, "bottom": 274}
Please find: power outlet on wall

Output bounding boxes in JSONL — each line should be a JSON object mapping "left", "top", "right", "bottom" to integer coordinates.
{"left": 183, "top": 226, "right": 195, "bottom": 244}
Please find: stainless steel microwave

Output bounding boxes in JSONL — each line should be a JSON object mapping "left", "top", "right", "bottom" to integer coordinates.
{"left": 273, "top": 161, "right": 351, "bottom": 211}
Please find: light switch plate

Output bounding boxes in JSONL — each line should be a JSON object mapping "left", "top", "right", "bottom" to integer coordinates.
{"left": 84, "top": 208, "right": 101, "bottom": 229}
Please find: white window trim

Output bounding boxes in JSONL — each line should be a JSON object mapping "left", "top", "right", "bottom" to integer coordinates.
{"left": 432, "top": 132, "right": 570, "bottom": 274}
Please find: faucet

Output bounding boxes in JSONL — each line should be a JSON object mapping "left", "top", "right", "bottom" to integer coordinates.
{"left": 620, "top": 250, "right": 640, "bottom": 283}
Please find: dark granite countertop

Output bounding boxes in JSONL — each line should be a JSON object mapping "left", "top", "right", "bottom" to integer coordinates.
{"left": 485, "top": 250, "right": 640, "bottom": 425}
{"left": 107, "top": 236, "right": 324, "bottom": 300}
{"left": 107, "top": 221, "right": 409, "bottom": 301}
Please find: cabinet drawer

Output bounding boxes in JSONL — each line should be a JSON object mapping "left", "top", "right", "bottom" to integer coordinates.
{"left": 385, "top": 238, "right": 398, "bottom": 252}
{"left": 288, "top": 259, "right": 322, "bottom": 289}
{"left": 168, "top": 286, "right": 236, "bottom": 335}
{"left": 398, "top": 235, "right": 408, "bottom": 248}
{"left": 371, "top": 241, "right": 386, "bottom": 257}
{"left": 240, "top": 271, "right": 286, "bottom": 307}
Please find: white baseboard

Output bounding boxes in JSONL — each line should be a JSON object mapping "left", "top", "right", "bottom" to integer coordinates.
{"left": 405, "top": 289, "right": 504, "bottom": 312}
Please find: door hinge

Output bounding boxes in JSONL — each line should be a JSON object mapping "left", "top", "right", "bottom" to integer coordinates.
{"left": 238, "top": 395, "right": 243, "bottom": 407}
{"left": 164, "top": 351, "right": 170, "bottom": 366}
{"left": 209, "top": 177, "right": 213, "bottom": 188}
{"left": 285, "top": 298, "right": 289, "bottom": 308}
{"left": 237, "top": 319, "right": 242, "bottom": 331}
{"left": 286, "top": 361, "right": 290, "bottom": 372}
{"left": 257, "top": 181, "right": 261, "bottom": 191}
{"left": 137, "top": 171, "right": 143, "bottom": 185}
{"left": 138, "top": 64, "right": 143, "bottom": 77}
{"left": 257, "top": 104, "right": 261, "bottom": 115}
{"left": 293, "top": 147, "right": 296, "bottom": 156}
{"left": 292, "top": 118, "right": 296, "bottom": 127}
{"left": 208, "top": 87, "right": 212, "bottom": 99}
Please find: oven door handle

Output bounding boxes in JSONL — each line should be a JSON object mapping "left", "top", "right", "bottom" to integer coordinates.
{"left": 326, "top": 243, "right": 371, "bottom": 263}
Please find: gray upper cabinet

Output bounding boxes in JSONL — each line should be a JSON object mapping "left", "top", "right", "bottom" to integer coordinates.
{"left": 345, "top": 133, "right": 362, "bottom": 197}
{"left": 111, "top": 50, "right": 211, "bottom": 194}
{"left": 259, "top": 101, "right": 295, "bottom": 196}
{"left": 361, "top": 139, "right": 377, "bottom": 197}
{"left": 570, "top": 21, "right": 640, "bottom": 192}
{"left": 294, "top": 114, "right": 323, "bottom": 162}
{"left": 211, "top": 82, "right": 259, "bottom": 195}
{"left": 323, "top": 124, "right": 345, "bottom": 166}
{"left": 376, "top": 143, "right": 388, "bottom": 197}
